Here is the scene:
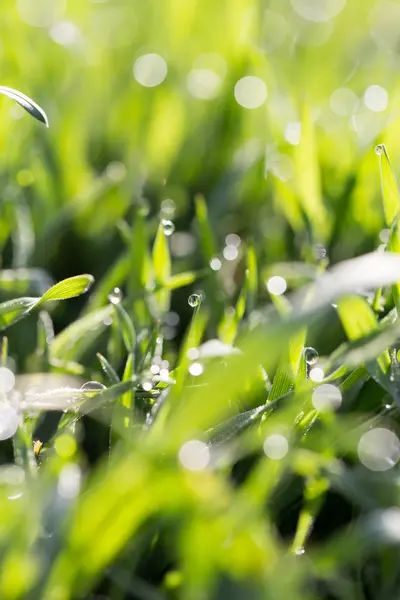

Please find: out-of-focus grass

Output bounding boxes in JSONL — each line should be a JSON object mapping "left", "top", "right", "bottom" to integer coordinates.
{"left": 1, "top": 1, "right": 400, "bottom": 599}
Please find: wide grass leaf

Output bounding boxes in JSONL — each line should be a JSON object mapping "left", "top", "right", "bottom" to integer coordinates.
{"left": 36, "top": 274, "right": 94, "bottom": 305}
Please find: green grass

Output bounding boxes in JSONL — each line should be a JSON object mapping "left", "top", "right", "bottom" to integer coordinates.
{"left": 2, "top": 1, "right": 400, "bottom": 599}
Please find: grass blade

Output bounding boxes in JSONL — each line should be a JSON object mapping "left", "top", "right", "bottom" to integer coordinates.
{"left": 0, "top": 85, "right": 49, "bottom": 126}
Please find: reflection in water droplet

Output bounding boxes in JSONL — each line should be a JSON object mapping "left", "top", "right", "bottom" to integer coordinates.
{"left": 314, "top": 244, "right": 327, "bottom": 260}
{"left": 263, "top": 434, "right": 289, "bottom": 460}
{"left": 210, "top": 257, "right": 222, "bottom": 271}
{"left": 312, "top": 384, "right": 342, "bottom": 412}
{"left": 304, "top": 347, "right": 319, "bottom": 365}
{"left": 330, "top": 87, "right": 359, "bottom": 117}
{"left": 58, "top": 464, "right": 81, "bottom": 500}
{"left": 309, "top": 367, "right": 324, "bottom": 382}
{"left": 234, "top": 76, "right": 267, "bottom": 109}
{"left": 161, "top": 219, "right": 175, "bottom": 236}
{"left": 379, "top": 229, "right": 390, "bottom": 243}
{"left": 108, "top": 287, "right": 123, "bottom": 305}
{"left": 375, "top": 144, "right": 385, "bottom": 155}
{"left": 178, "top": 440, "right": 210, "bottom": 471}
{"left": 0, "top": 405, "right": 19, "bottom": 440}
{"left": 0, "top": 367, "right": 15, "bottom": 393}
{"left": 365, "top": 85, "right": 388, "bottom": 112}
{"left": 225, "top": 233, "right": 241, "bottom": 248}
{"left": 295, "top": 547, "right": 305, "bottom": 556}
{"left": 187, "top": 68, "right": 222, "bottom": 100}
{"left": 80, "top": 381, "right": 106, "bottom": 392}
{"left": 142, "top": 380, "right": 153, "bottom": 392}
{"left": 160, "top": 198, "right": 176, "bottom": 217}
{"left": 8, "top": 492, "right": 23, "bottom": 501}
{"left": 284, "top": 121, "right": 301, "bottom": 145}
{"left": 223, "top": 245, "right": 239, "bottom": 261}
{"left": 291, "top": 0, "right": 346, "bottom": 23}
{"left": 266, "top": 276, "right": 287, "bottom": 296}
{"left": 358, "top": 428, "right": 400, "bottom": 471}
{"left": 189, "top": 362, "right": 203, "bottom": 377}
{"left": 188, "top": 293, "right": 201, "bottom": 308}
{"left": 133, "top": 53, "right": 167, "bottom": 88}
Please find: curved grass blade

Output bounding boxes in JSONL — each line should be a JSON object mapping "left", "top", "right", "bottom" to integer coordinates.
{"left": 51, "top": 305, "right": 113, "bottom": 361}
{"left": 37, "top": 274, "right": 94, "bottom": 306}
{"left": 0, "top": 297, "right": 39, "bottom": 330}
{"left": 96, "top": 353, "right": 120, "bottom": 385}
{"left": 0, "top": 86, "right": 48, "bottom": 126}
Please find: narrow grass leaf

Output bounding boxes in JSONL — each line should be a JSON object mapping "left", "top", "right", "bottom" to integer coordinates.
{"left": 51, "top": 306, "right": 114, "bottom": 361}
{"left": 152, "top": 221, "right": 171, "bottom": 315}
{"left": 377, "top": 144, "right": 400, "bottom": 226}
{"left": 114, "top": 304, "right": 136, "bottom": 353}
{"left": 294, "top": 103, "right": 329, "bottom": 239}
{"left": 195, "top": 194, "right": 216, "bottom": 263}
{"left": 96, "top": 353, "right": 120, "bottom": 385}
{"left": 337, "top": 296, "right": 391, "bottom": 392}
{"left": 0, "top": 86, "right": 49, "bottom": 126}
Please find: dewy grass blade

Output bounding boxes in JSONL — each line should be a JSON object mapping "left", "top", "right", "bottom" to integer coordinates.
{"left": 0, "top": 86, "right": 49, "bottom": 126}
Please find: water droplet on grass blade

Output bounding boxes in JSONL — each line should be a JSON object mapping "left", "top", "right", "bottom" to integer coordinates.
{"left": 161, "top": 219, "right": 175, "bottom": 236}
{"left": 108, "top": 287, "right": 123, "bottom": 305}
{"left": 189, "top": 362, "right": 203, "bottom": 377}
{"left": 304, "top": 347, "right": 319, "bottom": 365}
{"left": 80, "top": 381, "right": 106, "bottom": 392}
{"left": 375, "top": 144, "right": 385, "bottom": 155}
{"left": 188, "top": 293, "right": 201, "bottom": 308}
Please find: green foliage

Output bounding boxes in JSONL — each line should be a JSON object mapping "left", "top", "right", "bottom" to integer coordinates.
{"left": 2, "top": 2, "right": 400, "bottom": 599}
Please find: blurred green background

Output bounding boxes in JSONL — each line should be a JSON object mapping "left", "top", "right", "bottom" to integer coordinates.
{"left": 1, "top": 1, "right": 400, "bottom": 599}
{"left": 1, "top": 0, "right": 399, "bottom": 363}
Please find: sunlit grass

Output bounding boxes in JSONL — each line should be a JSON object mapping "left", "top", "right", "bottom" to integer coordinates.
{"left": 1, "top": 1, "right": 400, "bottom": 599}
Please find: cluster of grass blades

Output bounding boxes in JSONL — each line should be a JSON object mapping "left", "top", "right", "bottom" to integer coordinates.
{"left": 3, "top": 1, "right": 400, "bottom": 597}
{"left": 2, "top": 107, "right": 400, "bottom": 598}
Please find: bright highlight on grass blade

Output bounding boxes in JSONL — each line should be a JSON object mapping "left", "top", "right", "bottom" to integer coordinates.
{"left": 0, "top": 86, "right": 49, "bottom": 126}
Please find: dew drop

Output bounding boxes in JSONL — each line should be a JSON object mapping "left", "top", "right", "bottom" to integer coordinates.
{"left": 375, "top": 144, "right": 384, "bottom": 156}
{"left": 304, "top": 347, "right": 319, "bottom": 365}
{"left": 210, "top": 257, "right": 222, "bottom": 271}
{"left": 295, "top": 547, "right": 305, "bottom": 556}
{"left": 142, "top": 380, "right": 153, "bottom": 392}
{"left": 80, "top": 381, "right": 106, "bottom": 392}
{"left": 108, "top": 287, "right": 123, "bottom": 305}
{"left": 188, "top": 293, "right": 201, "bottom": 308}
{"left": 0, "top": 404, "right": 19, "bottom": 441}
{"left": 161, "top": 219, "right": 175, "bottom": 236}
{"left": 189, "top": 362, "right": 203, "bottom": 377}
